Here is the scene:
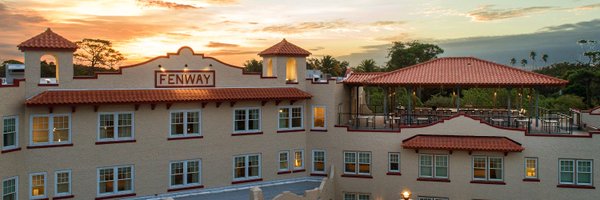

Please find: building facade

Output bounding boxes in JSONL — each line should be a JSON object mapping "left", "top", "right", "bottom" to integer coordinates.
{"left": 1, "top": 29, "right": 599, "bottom": 200}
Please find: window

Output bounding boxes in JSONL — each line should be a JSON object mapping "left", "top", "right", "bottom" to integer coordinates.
{"left": 2, "top": 177, "right": 17, "bottom": 200}
{"left": 55, "top": 170, "right": 71, "bottom": 196}
{"left": 285, "top": 58, "right": 297, "bottom": 82}
{"left": 99, "top": 113, "right": 134, "bottom": 141}
{"left": 233, "top": 108, "right": 260, "bottom": 133}
{"left": 344, "top": 152, "right": 371, "bottom": 175}
{"left": 525, "top": 157, "right": 538, "bottom": 179}
{"left": 170, "top": 110, "right": 201, "bottom": 137}
{"left": 279, "top": 151, "right": 289, "bottom": 171}
{"left": 343, "top": 192, "right": 370, "bottom": 200}
{"left": 419, "top": 154, "right": 448, "bottom": 178}
{"left": 278, "top": 106, "right": 303, "bottom": 130}
{"left": 2, "top": 116, "right": 18, "bottom": 149}
{"left": 293, "top": 150, "right": 304, "bottom": 170}
{"left": 472, "top": 156, "right": 503, "bottom": 181}
{"left": 233, "top": 154, "right": 261, "bottom": 180}
{"left": 312, "top": 106, "right": 326, "bottom": 129}
{"left": 170, "top": 160, "right": 201, "bottom": 188}
{"left": 559, "top": 159, "right": 593, "bottom": 185}
{"left": 312, "top": 150, "right": 326, "bottom": 173}
{"left": 388, "top": 153, "right": 400, "bottom": 172}
{"left": 29, "top": 173, "right": 46, "bottom": 199}
{"left": 97, "top": 166, "right": 134, "bottom": 196}
{"left": 30, "top": 114, "right": 70, "bottom": 145}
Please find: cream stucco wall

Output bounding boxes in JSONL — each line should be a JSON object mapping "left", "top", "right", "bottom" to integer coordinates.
{"left": 1, "top": 46, "right": 599, "bottom": 200}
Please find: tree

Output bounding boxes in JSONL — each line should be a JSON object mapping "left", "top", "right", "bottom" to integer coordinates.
{"left": 510, "top": 58, "right": 517, "bottom": 66}
{"left": 386, "top": 41, "right": 444, "bottom": 71}
{"left": 74, "top": 39, "right": 126, "bottom": 71}
{"left": 564, "top": 69, "right": 600, "bottom": 107}
{"left": 542, "top": 54, "right": 548, "bottom": 64}
{"left": 243, "top": 59, "right": 262, "bottom": 72}
{"left": 529, "top": 51, "right": 537, "bottom": 69}
{"left": 355, "top": 59, "right": 380, "bottom": 72}
{"left": 520, "top": 59, "right": 528, "bottom": 68}
{"left": 308, "top": 55, "right": 348, "bottom": 77}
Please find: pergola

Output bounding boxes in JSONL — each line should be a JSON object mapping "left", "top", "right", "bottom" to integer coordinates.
{"left": 343, "top": 57, "right": 569, "bottom": 131}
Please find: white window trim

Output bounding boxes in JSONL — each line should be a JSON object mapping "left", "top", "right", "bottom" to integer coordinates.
{"left": 232, "top": 154, "right": 262, "bottom": 181}
{"left": 54, "top": 169, "right": 72, "bottom": 196}
{"left": 277, "top": 106, "right": 304, "bottom": 130}
{"left": 419, "top": 154, "right": 448, "bottom": 178}
{"left": 29, "top": 172, "right": 47, "bottom": 199}
{"left": 169, "top": 159, "right": 202, "bottom": 188}
{"left": 524, "top": 157, "right": 538, "bottom": 179}
{"left": 169, "top": 110, "right": 202, "bottom": 138}
{"left": 2, "top": 115, "right": 19, "bottom": 150}
{"left": 2, "top": 176, "right": 18, "bottom": 200}
{"left": 96, "top": 165, "right": 135, "bottom": 197}
{"left": 97, "top": 112, "right": 135, "bottom": 141}
{"left": 311, "top": 105, "right": 327, "bottom": 130}
{"left": 278, "top": 151, "right": 290, "bottom": 172}
{"left": 232, "top": 108, "right": 261, "bottom": 134}
{"left": 312, "top": 150, "right": 326, "bottom": 174}
{"left": 343, "top": 151, "right": 371, "bottom": 175}
{"left": 388, "top": 152, "right": 401, "bottom": 173}
{"left": 293, "top": 149, "right": 305, "bottom": 170}
{"left": 559, "top": 159, "right": 593, "bottom": 185}
{"left": 472, "top": 156, "right": 503, "bottom": 181}
{"left": 29, "top": 114, "right": 72, "bottom": 146}
{"left": 343, "top": 192, "right": 371, "bottom": 200}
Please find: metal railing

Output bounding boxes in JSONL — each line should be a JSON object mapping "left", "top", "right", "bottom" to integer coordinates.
{"left": 337, "top": 106, "right": 575, "bottom": 134}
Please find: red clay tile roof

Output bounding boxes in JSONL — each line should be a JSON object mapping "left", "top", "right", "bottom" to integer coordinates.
{"left": 402, "top": 134, "right": 524, "bottom": 152}
{"left": 26, "top": 87, "right": 312, "bottom": 105}
{"left": 342, "top": 72, "right": 385, "bottom": 84}
{"left": 18, "top": 28, "right": 78, "bottom": 51}
{"left": 258, "top": 39, "right": 311, "bottom": 56}
{"left": 347, "top": 57, "right": 567, "bottom": 87}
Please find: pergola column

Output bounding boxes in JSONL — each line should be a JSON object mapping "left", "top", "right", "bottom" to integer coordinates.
{"left": 507, "top": 87, "right": 512, "bottom": 126}
{"left": 407, "top": 86, "right": 413, "bottom": 124}
{"left": 455, "top": 86, "right": 461, "bottom": 112}
{"left": 535, "top": 88, "right": 540, "bottom": 127}
{"left": 383, "top": 86, "right": 388, "bottom": 125}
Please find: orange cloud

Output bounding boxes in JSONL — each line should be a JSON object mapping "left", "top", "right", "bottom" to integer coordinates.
{"left": 136, "top": 0, "right": 201, "bottom": 9}
{"left": 207, "top": 41, "right": 240, "bottom": 48}
{"left": 467, "top": 5, "right": 554, "bottom": 22}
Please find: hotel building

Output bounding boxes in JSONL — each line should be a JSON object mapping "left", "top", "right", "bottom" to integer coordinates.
{"left": 1, "top": 29, "right": 599, "bottom": 200}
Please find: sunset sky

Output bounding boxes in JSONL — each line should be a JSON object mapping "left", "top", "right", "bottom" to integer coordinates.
{"left": 1, "top": 0, "right": 600, "bottom": 67}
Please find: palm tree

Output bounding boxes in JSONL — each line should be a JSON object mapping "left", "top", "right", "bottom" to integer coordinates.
{"left": 542, "top": 54, "right": 548, "bottom": 66}
{"left": 520, "top": 59, "right": 528, "bottom": 68}
{"left": 510, "top": 58, "right": 517, "bottom": 66}
{"left": 356, "top": 59, "right": 379, "bottom": 72}
{"left": 529, "top": 51, "right": 537, "bottom": 70}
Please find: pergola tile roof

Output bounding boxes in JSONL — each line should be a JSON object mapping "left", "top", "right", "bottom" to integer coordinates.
{"left": 345, "top": 57, "right": 568, "bottom": 87}
{"left": 342, "top": 72, "right": 385, "bottom": 84}
{"left": 18, "top": 28, "right": 78, "bottom": 51}
{"left": 402, "top": 135, "right": 524, "bottom": 152}
{"left": 26, "top": 88, "right": 312, "bottom": 106}
{"left": 258, "top": 39, "right": 311, "bottom": 57}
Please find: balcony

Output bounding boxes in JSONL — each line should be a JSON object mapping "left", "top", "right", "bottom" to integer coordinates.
{"left": 337, "top": 105, "right": 582, "bottom": 135}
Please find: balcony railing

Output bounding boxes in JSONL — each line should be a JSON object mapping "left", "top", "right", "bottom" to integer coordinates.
{"left": 337, "top": 106, "right": 577, "bottom": 134}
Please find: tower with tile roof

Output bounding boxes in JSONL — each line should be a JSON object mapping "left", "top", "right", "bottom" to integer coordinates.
{"left": 258, "top": 39, "right": 311, "bottom": 84}
{"left": 17, "top": 28, "right": 78, "bottom": 92}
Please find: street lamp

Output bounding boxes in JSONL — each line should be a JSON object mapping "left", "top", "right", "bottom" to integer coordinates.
{"left": 401, "top": 191, "right": 411, "bottom": 200}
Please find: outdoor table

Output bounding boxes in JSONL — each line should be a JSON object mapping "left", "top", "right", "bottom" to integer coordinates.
{"left": 514, "top": 118, "right": 530, "bottom": 128}
{"left": 542, "top": 119, "right": 559, "bottom": 133}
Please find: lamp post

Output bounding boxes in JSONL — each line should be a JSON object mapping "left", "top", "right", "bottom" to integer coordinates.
{"left": 401, "top": 191, "right": 411, "bottom": 200}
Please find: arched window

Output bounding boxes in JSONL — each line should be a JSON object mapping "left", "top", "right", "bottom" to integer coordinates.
{"left": 40, "top": 54, "right": 58, "bottom": 84}
{"left": 286, "top": 58, "right": 297, "bottom": 82}
{"left": 266, "top": 59, "right": 273, "bottom": 77}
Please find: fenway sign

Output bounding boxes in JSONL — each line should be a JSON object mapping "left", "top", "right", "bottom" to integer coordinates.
{"left": 155, "top": 70, "right": 215, "bottom": 88}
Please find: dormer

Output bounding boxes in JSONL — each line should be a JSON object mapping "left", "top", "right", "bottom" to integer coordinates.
{"left": 17, "top": 28, "right": 78, "bottom": 87}
{"left": 258, "top": 39, "right": 310, "bottom": 83}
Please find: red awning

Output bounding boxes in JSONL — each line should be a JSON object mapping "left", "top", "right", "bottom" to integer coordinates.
{"left": 26, "top": 87, "right": 312, "bottom": 106}
{"left": 345, "top": 57, "right": 568, "bottom": 87}
{"left": 402, "top": 135, "right": 524, "bottom": 152}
